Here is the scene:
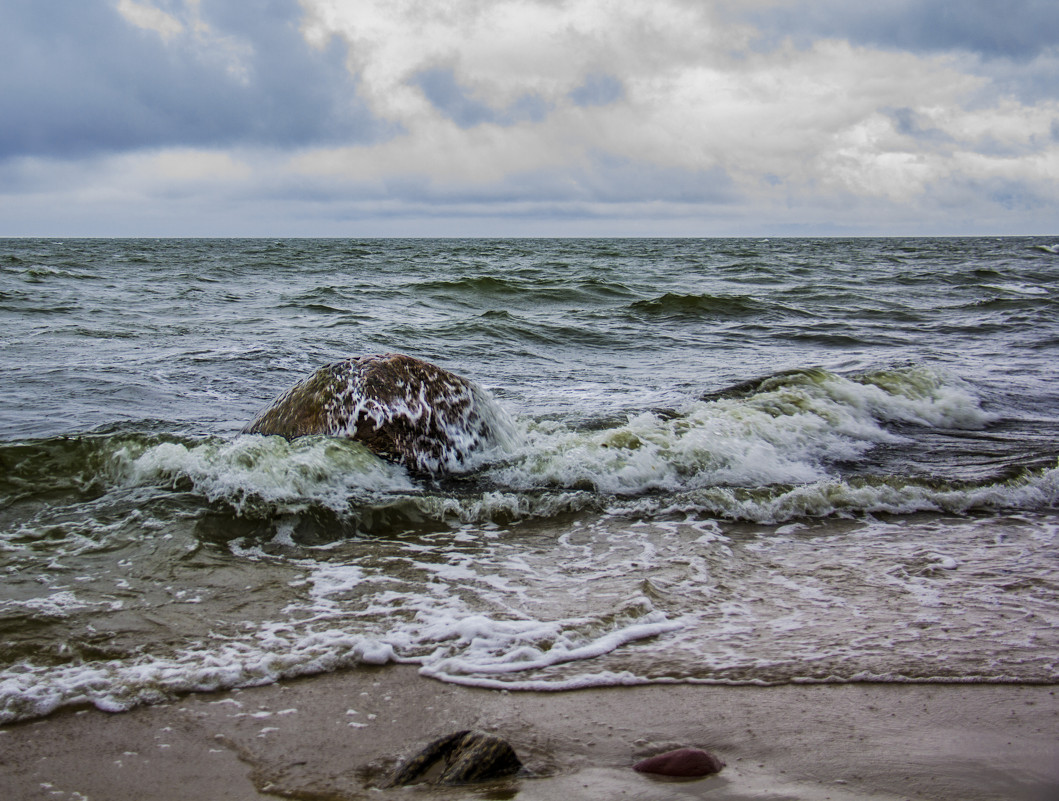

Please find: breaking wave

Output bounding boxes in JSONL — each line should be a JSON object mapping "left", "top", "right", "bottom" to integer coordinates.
{"left": 2, "top": 364, "right": 1055, "bottom": 538}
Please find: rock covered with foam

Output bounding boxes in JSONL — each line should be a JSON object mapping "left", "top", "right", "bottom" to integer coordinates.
{"left": 243, "top": 354, "right": 510, "bottom": 474}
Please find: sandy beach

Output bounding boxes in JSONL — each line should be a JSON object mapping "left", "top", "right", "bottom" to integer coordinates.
{"left": 2, "top": 666, "right": 1056, "bottom": 801}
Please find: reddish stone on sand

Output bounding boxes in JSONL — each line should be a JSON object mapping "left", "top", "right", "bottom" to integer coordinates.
{"left": 633, "top": 747, "right": 725, "bottom": 777}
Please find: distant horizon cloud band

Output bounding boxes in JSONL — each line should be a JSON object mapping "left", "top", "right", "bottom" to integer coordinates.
{"left": 2, "top": 0, "right": 1058, "bottom": 237}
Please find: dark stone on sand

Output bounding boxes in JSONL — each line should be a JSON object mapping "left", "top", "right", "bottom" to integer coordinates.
{"left": 387, "top": 729, "right": 523, "bottom": 786}
{"left": 633, "top": 747, "right": 725, "bottom": 777}
{"left": 242, "top": 354, "right": 505, "bottom": 474}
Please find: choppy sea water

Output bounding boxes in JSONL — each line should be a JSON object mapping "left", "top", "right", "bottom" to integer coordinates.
{"left": 1, "top": 237, "right": 1057, "bottom": 724}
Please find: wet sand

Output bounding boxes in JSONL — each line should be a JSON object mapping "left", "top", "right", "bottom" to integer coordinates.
{"left": 2, "top": 666, "right": 1057, "bottom": 800}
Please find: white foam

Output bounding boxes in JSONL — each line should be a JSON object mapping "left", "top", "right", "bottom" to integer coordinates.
{"left": 290, "top": 562, "right": 366, "bottom": 603}
{"left": 109, "top": 434, "right": 415, "bottom": 513}
{"left": 487, "top": 366, "right": 992, "bottom": 498}
{"left": 986, "top": 282, "right": 1049, "bottom": 296}
{"left": 413, "top": 600, "right": 682, "bottom": 682}
{"left": 613, "top": 460, "right": 1059, "bottom": 524}
{"left": 4, "top": 506, "right": 1058, "bottom": 724}
{"left": 0, "top": 591, "right": 122, "bottom": 616}
{"left": 0, "top": 587, "right": 677, "bottom": 724}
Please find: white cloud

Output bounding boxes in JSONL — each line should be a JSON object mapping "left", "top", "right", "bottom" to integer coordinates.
{"left": 115, "top": 0, "right": 253, "bottom": 83}
{"left": 142, "top": 149, "right": 255, "bottom": 183}
{"left": 290, "top": 1, "right": 1059, "bottom": 217}
{"left": 298, "top": 0, "right": 733, "bottom": 123}
{"left": 116, "top": 0, "right": 184, "bottom": 40}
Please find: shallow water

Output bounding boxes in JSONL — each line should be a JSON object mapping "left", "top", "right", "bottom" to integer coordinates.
{"left": 2, "top": 237, "right": 1057, "bottom": 722}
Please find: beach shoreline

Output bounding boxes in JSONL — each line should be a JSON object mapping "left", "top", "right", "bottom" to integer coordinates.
{"left": 2, "top": 666, "right": 1056, "bottom": 801}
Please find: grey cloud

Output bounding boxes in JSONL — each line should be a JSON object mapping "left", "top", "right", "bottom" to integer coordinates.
{"left": 884, "top": 106, "right": 1050, "bottom": 158}
{"left": 969, "top": 50, "right": 1059, "bottom": 103}
{"left": 737, "top": 1, "right": 1059, "bottom": 61}
{"left": 982, "top": 178, "right": 1050, "bottom": 212}
{"left": 315, "top": 154, "right": 736, "bottom": 207}
{"left": 413, "top": 68, "right": 495, "bottom": 127}
{"left": 0, "top": 0, "right": 388, "bottom": 161}
{"left": 571, "top": 154, "right": 735, "bottom": 204}
{"left": 569, "top": 74, "right": 624, "bottom": 107}
{"left": 886, "top": 107, "right": 953, "bottom": 146}
{"left": 413, "top": 67, "right": 551, "bottom": 127}
{"left": 503, "top": 94, "right": 551, "bottom": 125}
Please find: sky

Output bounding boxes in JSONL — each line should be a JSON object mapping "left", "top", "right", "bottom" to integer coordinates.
{"left": 2, "top": 0, "right": 1058, "bottom": 237}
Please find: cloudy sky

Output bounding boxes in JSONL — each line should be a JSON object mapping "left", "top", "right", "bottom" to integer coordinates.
{"left": 2, "top": 0, "right": 1057, "bottom": 236}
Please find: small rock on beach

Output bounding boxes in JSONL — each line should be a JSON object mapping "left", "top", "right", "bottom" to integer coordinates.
{"left": 633, "top": 747, "right": 725, "bottom": 777}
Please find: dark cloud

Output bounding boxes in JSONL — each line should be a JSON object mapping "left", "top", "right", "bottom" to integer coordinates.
{"left": 738, "top": 0, "right": 1059, "bottom": 61}
{"left": 0, "top": 0, "right": 388, "bottom": 160}
{"left": 413, "top": 67, "right": 550, "bottom": 128}
{"left": 414, "top": 68, "right": 496, "bottom": 127}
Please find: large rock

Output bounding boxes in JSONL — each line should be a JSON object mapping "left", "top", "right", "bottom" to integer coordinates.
{"left": 243, "top": 354, "right": 508, "bottom": 474}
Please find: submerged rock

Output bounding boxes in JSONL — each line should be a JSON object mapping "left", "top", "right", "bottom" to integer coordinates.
{"left": 243, "top": 354, "right": 509, "bottom": 474}
{"left": 387, "top": 729, "right": 523, "bottom": 786}
{"left": 633, "top": 747, "right": 725, "bottom": 777}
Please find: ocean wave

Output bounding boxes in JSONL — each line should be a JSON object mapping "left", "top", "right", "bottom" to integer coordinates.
{"left": 3, "top": 365, "right": 1053, "bottom": 534}
{"left": 416, "top": 275, "right": 524, "bottom": 295}
{"left": 615, "top": 465, "right": 1059, "bottom": 524}
{"left": 111, "top": 435, "right": 417, "bottom": 515}
{"left": 628, "top": 292, "right": 773, "bottom": 318}
{"left": 488, "top": 365, "right": 992, "bottom": 494}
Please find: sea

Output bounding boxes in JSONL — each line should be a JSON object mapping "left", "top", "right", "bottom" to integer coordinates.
{"left": 2, "top": 237, "right": 1057, "bottom": 724}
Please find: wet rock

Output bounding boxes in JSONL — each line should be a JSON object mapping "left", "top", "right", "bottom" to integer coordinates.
{"left": 387, "top": 729, "right": 523, "bottom": 786}
{"left": 633, "top": 747, "right": 725, "bottom": 777}
{"left": 243, "top": 354, "right": 508, "bottom": 474}
{"left": 700, "top": 367, "right": 829, "bottom": 402}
